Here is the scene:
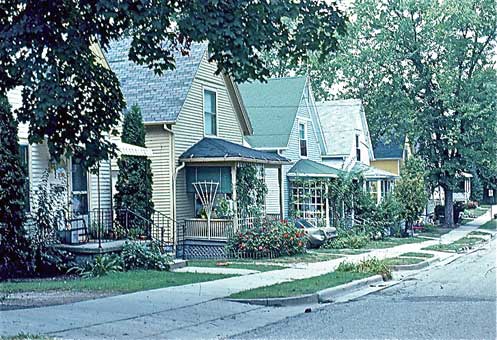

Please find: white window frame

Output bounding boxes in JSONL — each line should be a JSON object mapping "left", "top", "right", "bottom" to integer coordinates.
{"left": 355, "top": 134, "right": 361, "bottom": 162}
{"left": 19, "top": 143, "right": 31, "bottom": 212}
{"left": 298, "top": 121, "right": 308, "bottom": 158}
{"left": 202, "top": 86, "right": 218, "bottom": 137}
{"left": 292, "top": 181, "right": 326, "bottom": 223}
{"left": 70, "top": 157, "right": 89, "bottom": 216}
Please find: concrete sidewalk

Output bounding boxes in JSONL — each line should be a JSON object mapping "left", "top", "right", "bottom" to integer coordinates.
{"left": 1, "top": 207, "right": 494, "bottom": 339}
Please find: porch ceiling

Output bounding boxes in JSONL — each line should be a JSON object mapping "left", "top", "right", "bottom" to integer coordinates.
{"left": 179, "top": 137, "right": 290, "bottom": 165}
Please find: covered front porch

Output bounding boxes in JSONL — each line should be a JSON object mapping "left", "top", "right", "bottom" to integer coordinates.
{"left": 178, "top": 138, "right": 289, "bottom": 243}
{"left": 352, "top": 162, "right": 398, "bottom": 204}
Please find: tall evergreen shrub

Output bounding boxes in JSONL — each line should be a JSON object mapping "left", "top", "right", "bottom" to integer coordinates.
{"left": 114, "top": 105, "right": 153, "bottom": 235}
{"left": 0, "top": 92, "right": 33, "bottom": 278}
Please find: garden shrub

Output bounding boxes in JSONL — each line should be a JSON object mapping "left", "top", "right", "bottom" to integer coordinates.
{"left": 226, "top": 220, "right": 307, "bottom": 257}
{"left": 70, "top": 254, "right": 123, "bottom": 278}
{"left": 121, "top": 241, "right": 171, "bottom": 271}
{"left": 337, "top": 257, "right": 392, "bottom": 280}
{"left": 323, "top": 233, "right": 369, "bottom": 249}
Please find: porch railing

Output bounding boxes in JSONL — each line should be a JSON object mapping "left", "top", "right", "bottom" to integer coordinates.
{"left": 183, "top": 218, "right": 234, "bottom": 240}
{"left": 55, "top": 207, "right": 177, "bottom": 252}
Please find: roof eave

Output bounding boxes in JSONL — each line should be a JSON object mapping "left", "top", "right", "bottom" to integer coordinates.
{"left": 179, "top": 156, "right": 290, "bottom": 165}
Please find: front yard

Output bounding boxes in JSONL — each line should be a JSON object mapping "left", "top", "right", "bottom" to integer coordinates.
{"left": 422, "top": 236, "right": 485, "bottom": 253}
{"left": 478, "top": 219, "right": 497, "bottom": 230}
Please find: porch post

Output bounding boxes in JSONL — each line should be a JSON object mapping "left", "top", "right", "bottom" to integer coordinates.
{"left": 278, "top": 166, "right": 285, "bottom": 219}
{"left": 377, "top": 179, "right": 382, "bottom": 205}
{"left": 325, "top": 182, "right": 330, "bottom": 228}
{"left": 231, "top": 163, "right": 238, "bottom": 231}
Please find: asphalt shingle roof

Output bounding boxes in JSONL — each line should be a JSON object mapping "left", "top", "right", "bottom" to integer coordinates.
{"left": 352, "top": 162, "right": 398, "bottom": 179}
{"left": 316, "top": 99, "right": 364, "bottom": 156}
{"left": 238, "top": 76, "right": 307, "bottom": 149}
{"left": 105, "top": 38, "right": 207, "bottom": 123}
{"left": 373, "top": 134, "right": 405, "bottom": 159}
{"left": 179, "top": 138, "right": 289, "bottom": 163}
{"left": 287, "top": 159, "right": 345, "bottom": 178}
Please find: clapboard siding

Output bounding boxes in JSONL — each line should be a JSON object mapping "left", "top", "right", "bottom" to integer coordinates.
{"left": 278, "top": 81, "right": 323, "bottom": 217}
{"left": 264, "top": 167, "right": 280, "bottom": 214}
{"left": 174, "top": 52, "right": 244, "bottom": 223}
{"left": 145, "top": 125, "right": 173, "bottom": 217}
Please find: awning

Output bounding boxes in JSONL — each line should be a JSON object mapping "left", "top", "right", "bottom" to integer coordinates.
{"left": 287, "top": 159, "right": 345, "bottom": 178}
{"left": 114, "top": 140, "right": 153, "bottom": 157}
{"left": 179, "top": 137, "right": 289, "bottom": 164}
{"left": 352, "top": 162, "right": 398, "bottom": 179}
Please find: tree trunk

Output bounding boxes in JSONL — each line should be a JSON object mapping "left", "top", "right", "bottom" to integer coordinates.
{"left": 444, "top": 188, "right": 455, "bottom": 228}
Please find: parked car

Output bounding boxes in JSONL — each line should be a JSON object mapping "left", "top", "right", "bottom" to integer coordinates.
{"left": 295, "top": 218, "right": 337, "bottom": 247}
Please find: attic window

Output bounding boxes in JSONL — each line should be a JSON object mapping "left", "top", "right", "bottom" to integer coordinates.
{"left": 204, "top": 89, "right": 217, "bottom": 136}
{"left": 299, "top": 122, "right": 307, "bottom": 157}
{"left": 355, "top": 135, "right": 361, "bottom": 162}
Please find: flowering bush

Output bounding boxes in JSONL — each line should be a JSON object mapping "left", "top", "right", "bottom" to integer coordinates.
{"left": 226, "top": 220, "right": 307, "bottom": 257}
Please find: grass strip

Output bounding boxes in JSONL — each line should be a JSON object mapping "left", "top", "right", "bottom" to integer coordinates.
{"left": 383, "top": 257, "right": 425, "bottom": 266}
{"left": 0, "top": 270, "right": 234, "bottom": 294}
{"left": 315, "top": 248, "right": 371, "bottom": 255}
{"left": 365, "top": 237, "right": 427, "bottom": 249}
{"left": 478, "top": 219, "right": 496, "bottom": 230}
{"left": 468, "top": 230, "right": 491, "bottom": 237}
{"left": 187, "top": 260, "right": 286, "bottom": 272}
{"left": 0, "top": 334, "right": 54, "bottom": 340}
{"left": 400, "top": 252, "right": 434, "bottom": 258}
{"left": 229, "top": 271, "right": 371, "bottom": 299}
{"left": 422, "top": 236, "right": 484, "bottom": 253}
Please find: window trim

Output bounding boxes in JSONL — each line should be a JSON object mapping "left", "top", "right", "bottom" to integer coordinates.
{"left": 70, "top": 157, "right": 89, "bottom": 216}
{"left": 19, "top": 143, "right": 30, "bottom": 212}
{"left": 355, "top": 134, "right": 361, "bottom": 162}
{"left": 202, "top": 86, "right": 218, "bottom": 137}
{"left": 298, "top": 121, "right": 308, "bottom": 158}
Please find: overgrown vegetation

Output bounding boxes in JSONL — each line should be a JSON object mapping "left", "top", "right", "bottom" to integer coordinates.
{"left": 226, "top": 220, "right": 307, "bottom": 257}
{"left": 337, "top": 257, "right": 392, "bottom": 280}
{"left": 236, "top": 165, "right": 267, "bottom": 218}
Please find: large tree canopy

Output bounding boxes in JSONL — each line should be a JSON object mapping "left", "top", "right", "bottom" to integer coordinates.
{"left": 269, "top": 0, "right": 496, "bottom": 226}
{"left": 0, "top": 0, "right": 346, "bottom": 168}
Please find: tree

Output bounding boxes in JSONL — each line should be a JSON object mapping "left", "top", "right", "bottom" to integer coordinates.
{"left": 311, "top": 0, "right": 496, "bottom": 227}
{"left": 0, "top": 92, "right": 33, "bottom": 279}
{"left": 0, "top": 1, "right": 346, "bottom": 169}
{"left": 114, "top": 105, "right": 153, "bottom": 234}
{"left": 394, "top": 157, "right": 429, "bottom": 235}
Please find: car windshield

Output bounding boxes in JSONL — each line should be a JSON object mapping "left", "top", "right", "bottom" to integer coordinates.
{"left": 295, "top": 219, "right": 316, "bottom": 229}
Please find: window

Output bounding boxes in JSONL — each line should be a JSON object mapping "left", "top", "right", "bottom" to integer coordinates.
{"left": 366, "top": 180, "right": 378, "bottom": 201}
{"left": 291, "top": 181, "right": 326, "bottom": 223}
{"left": 381, "top": 180, "right": 391, "bottom": 198}
{"left": 355, "top": 135, "right": 361, "bottom": 161}
{"left": 299, "top": 122, "right": 307, "bottom": 157}
{"left": 19, "top": 145, "right": 30, "bottom": 212}
{"left": 204, "top": 89, "right": 217, "bottom": 135}
{"left": 71, "top": 159, "right": 88, "bottom": 216}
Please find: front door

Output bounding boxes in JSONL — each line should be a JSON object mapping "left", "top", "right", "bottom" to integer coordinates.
{"left": 71, "top": 158, "right": 89, "bottom": 218}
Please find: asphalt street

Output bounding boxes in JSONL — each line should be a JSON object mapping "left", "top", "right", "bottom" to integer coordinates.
{"left": 233, "top": 238, "right": 497, "bottom": 340}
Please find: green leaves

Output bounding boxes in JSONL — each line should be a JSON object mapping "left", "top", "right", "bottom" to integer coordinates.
{"left": 0, "top": 0, "right": 346, "bottom": 168}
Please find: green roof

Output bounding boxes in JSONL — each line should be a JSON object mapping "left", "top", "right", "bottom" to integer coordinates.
{"left": 238, "top": 76, "right": 307, "bottom": 149}
{"left": 288, "top": 159, "right": 345, "bottom": 178}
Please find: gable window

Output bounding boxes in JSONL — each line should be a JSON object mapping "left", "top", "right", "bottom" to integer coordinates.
{"left": 19, "top": 145, "right": 30, "bottom": 212}
{"left": 203, "top": 89, "right": 217, "bottom": 136}
{"left": 355, "top": 135, "right": 361, "bottom": 162}
{"left": 299, "top": 122, "right": 307, "bottom": 157}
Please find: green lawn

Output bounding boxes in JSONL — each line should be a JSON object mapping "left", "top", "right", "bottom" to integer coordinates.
{"left": 464, "top": 206, "right": 490, "bottom": 218}
{"left": 422, "top": 236, "right": 484, "bottom": 253}
{"left": 383, "top": 257, "right": 425, "bottom": 266}
{"left": 314, "top": 248, "right": 371, "bottom": 255}
{"left": 400, "top": 252, "right": 434, "bottom": 258}
{"left": 187, "top": 260, "right": 286, "bottom": 272}
{"left": 417, "top": 227, "right": 452, "bottom": 238}
{"left": 479, "top": 219, "right": 497, "bottom": 230}
{"left": 229, "top": 271, "right": 371, "bottom": 299}
{"left": 0, "top": 270, "right": 234, "bottom": 294}
{"left": 468, "top": 230, "right": 491, "bottom": 237}
{"left": 365, "top": 237, "right": 427, "bottom": 249}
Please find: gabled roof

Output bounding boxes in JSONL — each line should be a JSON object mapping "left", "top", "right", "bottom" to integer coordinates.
{"left": 238, "top": 76, "right": 307, "bottom": 149}
{"left": 316, "top": 99, "right": 373, "bottom": 159}
{"left": 106, "top": 38, "right": 207, "bottom": 123}
{"left": 352, "top": 162, "right": 398, "bottom": 179}
{"left": 373, "top": 133, "right": 405, "bottom": 160}
{"left": 287, "top": 159, "right": 345, "bottom": 178}
{"left": 179, "top": 138, "right": 289, "bottom": 164}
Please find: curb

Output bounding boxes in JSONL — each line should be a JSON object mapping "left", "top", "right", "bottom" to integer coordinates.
{"left": 317, "top": 275, "right": 384, "bottom": 303}
{"left": 226, "top": 275, "right": 384, "bottom": 307}
{"left": 227, "top": 293, "right": 319, "bottom": 307}
{"left": 390, "top": 257, "right": 440, "bottom": 271}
